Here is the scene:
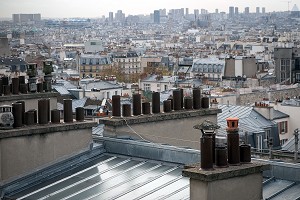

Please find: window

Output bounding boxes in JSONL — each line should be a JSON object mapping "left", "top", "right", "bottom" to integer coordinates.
{"left": 296, "top": 73, "right": 300, "bottom": 82}
{"left": 280, "top": 59, "right": 290, "bottom": 71}
{"left": 144, "top": 83, "right": 150, "bottom": 91}
{"left": 280, "top": 72, "right": 286, "bottom": 82}
{"left": 279, "top": 121, "right": 288, "bottom": 134}
{"left": 256, "top": 134, "right": 263, "bottom": 152}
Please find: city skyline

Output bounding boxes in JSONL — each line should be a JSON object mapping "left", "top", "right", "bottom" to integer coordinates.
{"left": 1, "top": 0, "right": 300, "bottom": 18}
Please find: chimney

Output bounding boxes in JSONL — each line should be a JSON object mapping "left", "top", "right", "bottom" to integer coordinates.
{"left": 173, "top": 90, "right": 181, "bottom": 111}
{"left": 51, "top": 109, "right": 60, "bottom": 123}
{"left": 122, "top": 104, "right": 131, "bottom": 117}
{"left": 63, "top": 99, "right": 73, "bottom": 123}
{"left": 142, "top": 102, "right": 150, "bottom": 115}
{"left": 201, "top": 96, "right": 209, "bottom": 108}
{"left": 152, "top": 92, "right": 160, "bottom": 114}
{"left": 0, "top": 78, "right": 3, "bottom": 95}
{"left": 163, "top": 100, "right": 172, "bottom": 113}
{"left": 192, "top": 88, "right": 201, "bottom": 109}
{"left": 75, "top": 107, "right": 85, "bottom": 122}
{"left": 183, "top": 118, "right": 270, "bottom": 200}
{"left": 253, "top": 102, "right": 274, "bottom": 120}
{"left": 38, "top": 99, "right": 49, "bottom": 124}
{"left": 12, "top": 103, "right": 22, "bottom": 128}
{"left": 132, "top": 93, "right": 141, "bottom": 116}
{"left": 226, "top": 117, "right": 240, "bottom": 165}
{"left": 37, "top": 82, "right": 43, "bottom": 93}
{"left": 112, "top": 95, "right": 121, "bottom": 117}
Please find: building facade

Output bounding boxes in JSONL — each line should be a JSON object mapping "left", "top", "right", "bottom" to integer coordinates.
{"left": 274, "top": 47, "right": 300, "bottom": 84}
{"left": 112, "top": 51, "right": 141, "bottom": 75}
{"left": 12, "top": 13, "right": 41, "bottom": 23}
{"left": 224, "top": 56, "right": 257, "bottom": 79}
{"left": 84, "top": 40, "right": 104, "bottom": 53}
{"left": 79, "top": 54, "right": 112, "bottom": 78}
{"left": 191, "top": 58, "right": 225, "bottom": 81}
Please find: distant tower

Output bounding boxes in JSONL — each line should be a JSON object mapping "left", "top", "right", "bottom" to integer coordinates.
{"left": 160, "top": 9, "right": 166, "bottom": 16}
{"left": 181, "top": 8, "right": 184, "bottom": 16}
{"left": 194, "top": 9, "right": 199, "bottom": 20}
{"left": 256, "top": 7, "right": 260, "bottom": 14}
{"left": 215, "top": 9, "right": 219, "bottom": 14}
{"left": 235, "top": 7, "right": 239, "bottom": 16}
{"left": 186, "top": 8, "right": 189, "bottom": 16}
{"left": 262, "top": 7, "right": 266, "bottom": 14}
{"left": 229, "top": 6, "right": 234, "bottom": 18}
{"left": 245, "top": 7, "right": 250, "bottom": 15}
{"left": 109, "top": 12, "right": 113, "bottom": 22}
{"left": 12, "top": 14, "right": 20, "bottom": 23}
{"left": 154, "top": 10, "right": 160, "bottom": 24}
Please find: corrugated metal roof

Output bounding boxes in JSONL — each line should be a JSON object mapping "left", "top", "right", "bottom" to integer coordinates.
{"left": 85, "top": 81, "right": 122, "bottom": 90}
{"left": 217, "top": 121, "right": 264, "bottom": 136}
{"left": 52, "top": 85, "right": 70, "bottom": 95}
{"left": 281, "top": 135, "right": 299, "bottom": 152}
{"left": 54, "top": 80, "right": 77, "bottom": 89}
{"left": 9, "top": 153, "right": 300, "bottom": 200}
{"left": 57, "top": 98, "right": 87, "bottom": 112}
{"left": 263, "top": 178, "right": 299, "bottom": 200}
{"left": 72, "top": 97, "right": 87, "bottom": 112}
{"left": 11, "top": 155, "right": 189, "bottom": 200}
{"left": 218, "top": 105, "right": 274, "bottom": 132}
{"left": 92, "top": 124, "right": 104, "bottom": 136}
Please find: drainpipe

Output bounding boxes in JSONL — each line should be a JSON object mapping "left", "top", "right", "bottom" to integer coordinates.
{"left": 294, "top": 129, "right": 299, "bottom": 162}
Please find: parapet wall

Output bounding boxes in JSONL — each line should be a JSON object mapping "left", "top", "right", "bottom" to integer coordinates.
{"left": 0, "top": 121, "right": 96, "bottom": 184}
{"left": 100, "top": 109, "right": 221, "bottom": 149}
{"left": 0, "top": 92, "right": 58, "bottom": 111}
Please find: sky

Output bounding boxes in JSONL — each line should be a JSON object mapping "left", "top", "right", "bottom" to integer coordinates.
{"left": 0, "top": 0, "right": 300, "bottom": 18}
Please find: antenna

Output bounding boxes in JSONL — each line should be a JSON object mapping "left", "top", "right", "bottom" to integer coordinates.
{"left": 282, "top": 1, "right": 292, "bottom": 12}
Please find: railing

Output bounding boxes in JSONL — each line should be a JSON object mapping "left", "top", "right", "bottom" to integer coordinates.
{"left": 251, "top": 148, "right": 299, "bottom": 161}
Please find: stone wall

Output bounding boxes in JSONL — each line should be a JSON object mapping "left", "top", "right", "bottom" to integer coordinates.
{"left": 239, "top": 87, "right": 300, "bottom": 105}
{"left": 218, "top": 87, "right": 300, "bottom": 106}
{"left": 100, "top": 109, "right": 221, "bottom": 149}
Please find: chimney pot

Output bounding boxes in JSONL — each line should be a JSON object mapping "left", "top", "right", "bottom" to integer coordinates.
{"left": 226, "top": 117, "right": 239, "bottom": 131}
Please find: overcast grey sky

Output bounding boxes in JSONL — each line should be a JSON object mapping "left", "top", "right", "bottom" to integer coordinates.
{"left": 1, "top": 0, "right": 299, "bottom": 18}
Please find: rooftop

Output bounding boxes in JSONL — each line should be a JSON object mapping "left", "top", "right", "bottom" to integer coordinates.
{"left": 4, "top": 137, "right": 300, "bottom": 200}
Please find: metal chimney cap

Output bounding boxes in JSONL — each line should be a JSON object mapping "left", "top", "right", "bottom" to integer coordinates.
{"left": 193, "top": 120, "right": 220, "bottom": 131}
